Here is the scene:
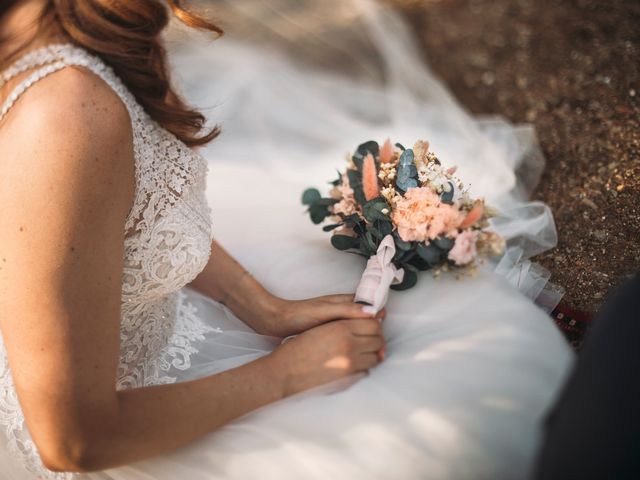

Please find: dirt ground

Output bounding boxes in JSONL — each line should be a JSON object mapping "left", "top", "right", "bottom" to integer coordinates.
{"left": 387, "top": 0, "right": 640, "bottom": 314}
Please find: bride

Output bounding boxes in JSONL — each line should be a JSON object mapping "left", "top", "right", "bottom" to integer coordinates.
{"left": 0, "top": 0, "right": 573, "bottom": 479}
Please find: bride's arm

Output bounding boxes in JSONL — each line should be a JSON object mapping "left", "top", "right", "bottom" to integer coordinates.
{"left": 0, "top": 71, "right": 384, "bottom": 473}
{"left": 187, "top": 239, "right": 284, "bottom": 333}
{"left": 188, "top": 239, "right": 381, "bottom": 337}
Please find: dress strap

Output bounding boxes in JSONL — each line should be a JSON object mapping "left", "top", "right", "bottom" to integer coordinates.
{"left": 0, "top": 61, "right": 68, "bottom": 122}
{"left": 0, "top": 43, "right": 143, "bottom": 124}
{"left": 0, "top": 44, "right": 65, "bottom": 85}
{"left": 0, "top": 44, "right": 69, "bottom": 122}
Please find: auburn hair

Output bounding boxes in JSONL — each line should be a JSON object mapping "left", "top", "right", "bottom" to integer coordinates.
{"left": 1, "top": 0, "right": 223, "bottom": 147}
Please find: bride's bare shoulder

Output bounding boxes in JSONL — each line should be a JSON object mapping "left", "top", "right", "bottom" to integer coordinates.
{"left": 0, "top": 64, "right": 134, "bottom": 201}
{"left": 0, "top": 64, "right": 132, "bottom": 165}
{"left": 0, "top": 64, "right": 135, "bottom": 229}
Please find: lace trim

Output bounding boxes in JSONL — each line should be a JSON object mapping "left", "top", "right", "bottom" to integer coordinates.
{"left": 0, "top": 61, "right": 69, "bottom": 121}
{"left": 117, "top": 291, "right": 220, "bottom": 391}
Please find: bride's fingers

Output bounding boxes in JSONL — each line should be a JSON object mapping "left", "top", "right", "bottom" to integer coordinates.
{"left": 378, "top": 346, "right": 386, "bottom": 361}
{"left": 353, "top": 335, "right": 384, "bottom": 353}
{"left": 319, "top": 302, "right": 376, "bottom": 321}
{"left": 342, "top": 318, "right": 383, "bottom": 336}
{"left": 353, "top": 352, "right": 380, "bottom": 372}
{"left": 318, "top": 294, "right": 355, "bottom": 304}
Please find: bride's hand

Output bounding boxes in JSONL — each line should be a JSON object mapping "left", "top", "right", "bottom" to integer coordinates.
{"left": 267, "top": 317, "right": 385, "bottom": 397}
{"left": 266, "top": 294, "right": 386, "bottom": 337}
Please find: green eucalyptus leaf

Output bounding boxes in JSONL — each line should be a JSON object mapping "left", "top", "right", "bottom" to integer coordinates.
{"left": 346, "top": 169, "right": 366, "bottom": 205}
{"left": 358, "top": 241, "right": 374, "bottom": 257}
{"left": 302, "top": 188, "right": 321, "bottom": 206}
{"left": 416, "top": 243, "right": 442, "bottom": 266}
{"left": 362, "top": 197, "right": 390, "bottom": 222}
{"left": 396, "top": 178, "right": 418, "bottom": 192}
{"left": 331, "top": 235, "right": 359, "bottom": 251}
{"left": 398, "top": 148, "right": 415, "bottom": 167}
{"left": 352, "top": 141, "right": 380, "bottom": 170}
{"left": 375, "top": 219, "right": 393, "bottom": 237}
{"left": 352, "top": 153, "right": 364, "bottom": 170}
{"left": 391, "top": 269, "right": 417, "bottom": 290}
{"left": 395, "top": 249, "right": 416, "bottom": 264}
{"left": 316, "top": 197, "right": 339, "bottom": 206}
{"left": 368, "top": 226, "right": 382, "bottom": 239}
{"left": 353, "top": 221, "right": 368, "bottom": 236}
{"left": 402, "top": 261, "right": 420, "bottom": 273}
{"left": 393, "top": 234, "right": 412, "bottom": 251}
{"left": 364, "top": 230, "right": 378, "bottom": 251}
{"left": 342, "top": 213, "right": 360, "bottom": 225}
{"left": 396, "top": 149, "right": 419, "bottom": 192}
{"left": 322, "top": 223, "right": 343, "bottom": 232}
{"left": 309, "top": 204, "right": 330, "bottom": 224}
{"left": 433, "top": 236, "right": 455, "bottom": 252}
{"left": 408, "top": 256, "right": 432, "bottom": 271}
{"left": 441, "top": 182, "right": 455, "bottom": 204}
{"left": 357, "top": 140, "right": 380, "bottom": 158}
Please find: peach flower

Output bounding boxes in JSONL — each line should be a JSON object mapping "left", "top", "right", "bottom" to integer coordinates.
{"left": 448, "top": 230, "right": 479, "bottom": 266}
{"left": 380, "top": 138, "right": 395, "bottom": 164}
{"left": 391, "top": 187, "right": 463, "bottom": 242}
{"left": 362, "top": 153, "right": 380, "bottom": 201}
{"left": 332, "top": 172, "right": 358, "bottom": 216}
{"left": 459, "top": 201, "right": 484, "bottom": 229}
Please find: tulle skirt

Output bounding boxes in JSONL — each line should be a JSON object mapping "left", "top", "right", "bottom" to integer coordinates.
{"left": 73, "top": 196, "right": 573, "bottom": 480}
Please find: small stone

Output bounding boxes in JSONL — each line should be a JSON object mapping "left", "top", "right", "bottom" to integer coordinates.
{"left": 481, "top": 71, "right": 495, "bottom": 86}
{"left": 581, "top": 197, "right": 598, "bottom": 210}
{"left": 516, "top": 75, "right": 528, "bottom": 89}
{"left": 592, "top": 230, "right": 606, "bottom": 241}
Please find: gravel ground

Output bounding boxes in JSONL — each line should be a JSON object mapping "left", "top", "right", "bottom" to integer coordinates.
{"left": 387, "top": 0, "right": 640, "bottom": 314}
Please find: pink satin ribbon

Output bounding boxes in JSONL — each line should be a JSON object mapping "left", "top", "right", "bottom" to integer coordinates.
{"left": 354, "top": 234, "right": 404, "bottom": 314}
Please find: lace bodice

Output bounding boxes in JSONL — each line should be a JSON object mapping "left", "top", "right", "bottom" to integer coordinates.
{"left": 0, "top": 44, "right": 216, "bottom": 478}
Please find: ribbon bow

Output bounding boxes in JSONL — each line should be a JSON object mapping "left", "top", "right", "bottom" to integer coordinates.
{"left": 354, "top": 234, "right": 404, "bottom": 314}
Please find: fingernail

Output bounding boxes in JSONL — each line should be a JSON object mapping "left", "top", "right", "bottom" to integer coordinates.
{"left": 379, "top": 347, "right": 386, "bottom": 361}
{"left": 361, "top": 305, "right": 377, "bottom": 316}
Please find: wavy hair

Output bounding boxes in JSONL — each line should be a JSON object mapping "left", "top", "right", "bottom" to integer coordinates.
{"left": 1, "top": 1, "right": 222, "bottom": 147}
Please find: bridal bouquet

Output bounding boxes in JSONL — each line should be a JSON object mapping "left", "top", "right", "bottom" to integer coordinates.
{"left": 302, "top": 139, "right": 505, "bottom": 313}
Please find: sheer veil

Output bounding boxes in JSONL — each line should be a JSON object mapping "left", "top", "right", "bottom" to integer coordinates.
{"left": 166, "top": 0, "right": 563, "bottom": 311}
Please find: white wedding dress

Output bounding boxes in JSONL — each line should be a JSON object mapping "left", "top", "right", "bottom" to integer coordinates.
{"left": 0, "top": 1, "right": 573, "bottom": 479}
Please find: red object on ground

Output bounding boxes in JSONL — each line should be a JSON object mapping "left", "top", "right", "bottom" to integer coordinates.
{"left": 550, "top": 304, "right": 593, "bottom": 350}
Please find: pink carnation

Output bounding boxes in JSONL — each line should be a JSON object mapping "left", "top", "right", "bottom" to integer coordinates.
{"left": 391, "top": 187, "right": 463, "bottom": 242}
{"left": 448, "top": 230, "right": 479, "bottom": 266}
